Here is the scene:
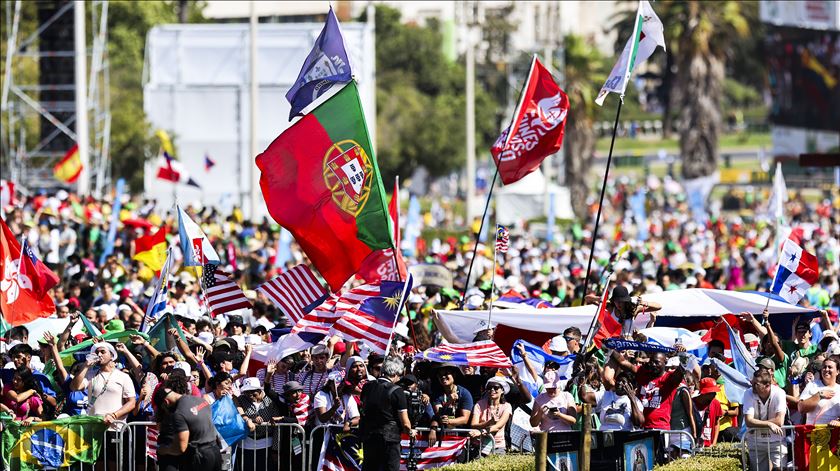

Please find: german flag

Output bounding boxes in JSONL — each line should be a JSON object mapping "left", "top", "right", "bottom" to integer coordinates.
{"left": 53, "top": 144, "right": 83, "bottom": 183}
{"left": 132, "top": 228, "right": 167, "bottom": 273}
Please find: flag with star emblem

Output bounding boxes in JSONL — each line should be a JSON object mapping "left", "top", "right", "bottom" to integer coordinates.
{"left": 331, "top": 275, "right": 413, "bottom": 354}
{"left": 494, "top": 225, "right": 510, "bottom": 254}
{"left": 202, "top": 264, "right": 252, "bottom": 315}
{"left": 415, "top": 340, "right": 512, "bottom": 368}
{"left": 771, "top": 227, "right": 819, "bottom": 305}
{"left": 1, "top": 218, "right": 58, "bottom": 325}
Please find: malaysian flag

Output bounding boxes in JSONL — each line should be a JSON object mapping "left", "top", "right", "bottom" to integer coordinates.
{"left": 258, "top": 265, "right": 328, "bottom": 325}
{"left": 202, "top": 264, "right": 252, "bottom": 315}
{"left": 415, "top": 340, "right": 512, "bottom": 368}
{"left": 332, "top": 276, "right": 413, "bottom": 354}
{"left": 494, "top": 225, "right": 509, "bottom": 253}
{"left": 318, "top": 430, "right": 363, "bottom": 471}
{"left": 400, "top": 434, "right": 469, "bottom": 470}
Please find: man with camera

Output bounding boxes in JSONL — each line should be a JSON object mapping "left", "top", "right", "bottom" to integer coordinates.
{"left": 359, "top": 356, "right": 417, "bottom": 471}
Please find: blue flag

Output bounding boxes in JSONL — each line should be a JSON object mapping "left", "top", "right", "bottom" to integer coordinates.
{"left": 211, "top": 395, "right": 248, "bottom": 448}
{"left": 285, "top": 7, "right": 352, "bottom": 119}
{"left": 510, "top": 340, "right": 575, "bottom": 400}
{"left": 99, "top": 178, "right": 125, "bottom": 265}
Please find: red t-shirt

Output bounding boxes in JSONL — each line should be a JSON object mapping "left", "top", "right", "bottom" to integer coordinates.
{"left": 697, "top": 398, "right": 723, "bottom": 447}
{"left": 636, "top": 369, "right": 682, "bottom": 430}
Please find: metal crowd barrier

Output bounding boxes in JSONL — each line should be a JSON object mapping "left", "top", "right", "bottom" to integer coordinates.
{"left": 740, "top": 425, "right": 798, "bottom": 471}
{"left": 650, "top": 428, "right": 697, "bottom": 456}
{"left": 118, "top": 421, "right": 306, "bottom": 471}
{"left": 306, "top": 424, "right": 503, "bottom": 469}
{"left": 230, "top": 422, "right": 307, "bottom": 471}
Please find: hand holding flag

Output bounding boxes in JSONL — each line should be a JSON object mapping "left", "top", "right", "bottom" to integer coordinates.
{"left": 771, "top": 227, "right": 819, "bottom": 304}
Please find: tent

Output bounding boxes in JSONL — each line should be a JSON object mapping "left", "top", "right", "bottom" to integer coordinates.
{"left": 435, "top": 288, "right": 817, "bottom": 353}
{"left": 496, "top": 170, "right": 574, "bottom": 225}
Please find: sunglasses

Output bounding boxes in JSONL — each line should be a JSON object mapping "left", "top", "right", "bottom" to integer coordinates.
{"left": 563, "top": 336, "right": 579, "bottom": 342}
{"left": 487, "top": 385, "right": 503, "bottom": 391}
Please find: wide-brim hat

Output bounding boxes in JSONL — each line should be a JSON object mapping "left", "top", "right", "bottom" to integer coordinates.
{"left": 485, "top": 376, "right": 510, "bottom": 395}
{"left": 433, "top": 362, "right": 464, "bottom": 380}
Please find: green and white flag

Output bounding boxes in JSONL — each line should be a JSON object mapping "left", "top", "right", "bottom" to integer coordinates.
{"left": 595, "top": 0, "right": 665, "bottom": 106}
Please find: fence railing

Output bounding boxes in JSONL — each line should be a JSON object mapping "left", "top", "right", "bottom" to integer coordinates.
{"left": 740, "top": 425, "right": 797, "bottom": 471}
{"left": 2, "top": 417, "right": 744, "bottom": 471}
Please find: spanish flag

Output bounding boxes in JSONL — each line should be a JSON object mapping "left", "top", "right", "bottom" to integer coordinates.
{"left": 53, "top": 145, "right": 82, "bottom": 183}
{"left": 133, "top": 228, "right": 167, "bottom": 273}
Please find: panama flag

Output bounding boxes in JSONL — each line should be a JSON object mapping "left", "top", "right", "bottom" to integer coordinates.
{"left": 771, "top": 227, "right": 819, "bottom": 304}
{"left": 177, "top": 205, "right": 220, "bottom": 267}
{"left": 595, "top": 0, "right": 665, "bottom": 105}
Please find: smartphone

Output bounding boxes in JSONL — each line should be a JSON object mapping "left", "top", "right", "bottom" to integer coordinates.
{"left": 548, "top": 407, "right": 560, "bottom": 413}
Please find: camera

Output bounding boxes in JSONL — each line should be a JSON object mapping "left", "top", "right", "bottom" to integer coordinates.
{"left": 405, "top": 389, "right": 425, "bottom": 427}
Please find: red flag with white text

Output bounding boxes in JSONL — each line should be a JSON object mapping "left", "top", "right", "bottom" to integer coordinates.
{"left": 491, "top": 56, "right": 569, "bottom": 185}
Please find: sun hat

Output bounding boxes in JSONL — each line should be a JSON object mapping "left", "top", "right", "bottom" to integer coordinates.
{"left": 485, "top": 376, "right": 510, "bottom": 395}
{"left": 240, "top": 377, "right": 262, "bottom": 393}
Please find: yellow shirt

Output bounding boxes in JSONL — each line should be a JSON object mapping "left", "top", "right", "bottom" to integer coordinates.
{"left": 715, "top": 386, "right": 738, "bottom": 431}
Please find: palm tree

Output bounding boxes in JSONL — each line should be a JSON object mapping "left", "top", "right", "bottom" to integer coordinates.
{"left": 562, "top": 34, "right": 607, "bottom": 219}
{"left": 610, "top": 1, "right": 751, "bottom": 179}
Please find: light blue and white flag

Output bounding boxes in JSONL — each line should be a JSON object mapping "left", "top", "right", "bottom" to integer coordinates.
{"left": 177, "top": 205, "right": 220, "bottom": 266}
{"left": 511, "top": 339, "right": 575, "bottom": 400}
{"left": 143, "top": 247, "right": 173, "bottom": 331}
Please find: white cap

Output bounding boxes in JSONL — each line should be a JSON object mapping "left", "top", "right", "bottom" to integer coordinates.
{"left": 665, "top": 356, "right": 680, "bottom": 368}
{"left": 197, "top": 332, "right": 215, "bottom": 345}
{"left": 240, "top": 377, "right": 261, "bottom": 393}
{"left": 549, "top": 335, "right": 568, "bottom": 354}
{"left": 173, "top": 361, "right": 191, "bottom": 376}
{"left": 91, "top": 342, "right": 118, "bottom": 361}
{"left": 472, "top": 319, "right": 495, "bottom": 334}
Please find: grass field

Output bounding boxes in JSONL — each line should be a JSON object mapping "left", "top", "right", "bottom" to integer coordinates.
{"left": 595, "top": 132, "right": 772, "bottom": 155}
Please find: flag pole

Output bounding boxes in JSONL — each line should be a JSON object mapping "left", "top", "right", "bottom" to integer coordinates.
{"left": 460, "top": 166, "right": 499, "bottom": 308}
{"left": 580, "top": 97, "right": 624, "bottom": 311}
{"left": 387, "top": 175, "right": 419, "bottom": 350}
{"left": 461, "top": 55, "right": 536, "bottom": 307}
{"left": 488, "top": 228, "right": 498, "bottom": 326}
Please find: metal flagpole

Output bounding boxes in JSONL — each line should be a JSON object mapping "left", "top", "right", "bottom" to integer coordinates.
{"left": 460, "top": 166, "right": 499, "bottom": 308}
{"left": 580, "top": 98, "right": 623, "bottom": 303}
{"left": 488, "top": 229, "right": 498, "bottom": 326}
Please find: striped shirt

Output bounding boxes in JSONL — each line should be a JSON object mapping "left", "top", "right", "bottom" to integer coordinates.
{"left": 255, "top": 368, "right": 298, "bottom": 396}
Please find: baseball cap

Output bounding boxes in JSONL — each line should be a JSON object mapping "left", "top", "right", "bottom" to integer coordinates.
{"left": 757, "top": 358, "right": 775, "bottom": 370}
{"left": 311, "top": 344, "right": 329, "bottom": 356}
{"left": 611, "top": 285, "right": 632, "bottom": 303}
{"left": 283, "top": 381, "right": 304, "bottom": 394}
{"left": 698, "top": 377, "right": 720, "bottom": 395}
{"left": 240, "top": 377, "right": 262, "bottom": 393}
{"left": 173, "top": 361, "right": 191, "bottom": 376}
{"left": 549, "top": 335, "right": 568, "bottom": 354}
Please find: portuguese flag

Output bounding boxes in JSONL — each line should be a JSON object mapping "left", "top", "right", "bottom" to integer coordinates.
{"left": 256, "top": 81, "right": 392, "bottom": 291}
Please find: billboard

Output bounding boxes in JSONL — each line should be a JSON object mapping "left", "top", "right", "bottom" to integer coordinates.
{"left": 143, "top": 22, "right": 375, "bottom": 218}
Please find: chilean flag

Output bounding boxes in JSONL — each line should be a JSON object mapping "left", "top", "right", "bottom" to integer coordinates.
{"left": 771, "top": 227, "right": 819, "bottom": 305}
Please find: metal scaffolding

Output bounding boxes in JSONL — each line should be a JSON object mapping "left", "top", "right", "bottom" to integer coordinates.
{"left": 1, "top": 0, "right": 110, "bottom": 196}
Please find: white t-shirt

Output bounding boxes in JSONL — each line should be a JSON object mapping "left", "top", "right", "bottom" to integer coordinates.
{"left": 743, "top": 385, "right": 786, "bottom": 444}
{"left": 83, "top": 368, "right": 136, "bottom": 418}
{"left": 800, "top": 382, "right": 840, "bottom": 425}
{"left": 595, "top": 390, "right": 643, "bottom": 431}
{"left": 533, "top": 391, "right": 576, "bottom": 432}
{"left": 312, "top": 391, "right": 359, "bottom": 426}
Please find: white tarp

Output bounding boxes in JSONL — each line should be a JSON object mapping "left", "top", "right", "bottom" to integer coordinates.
{"left": 437, "top": 288, "right": 815, "bottom": 343}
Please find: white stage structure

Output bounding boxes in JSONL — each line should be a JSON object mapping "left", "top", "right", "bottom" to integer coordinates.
{"left": 143, "top": 20, "right": 375, "bottom": 218}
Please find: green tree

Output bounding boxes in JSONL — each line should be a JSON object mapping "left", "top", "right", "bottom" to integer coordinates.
{"left": 107, "top": 1, "right": 205, "bottom": 191}
{"left": 611, "top": 1, "right": 754, "bottom": 177}
{"left": 364, "top": 5, "right": 499, "bottom": 183}
{"left": 562, "top": 35, "right": 607, "bottom": 219}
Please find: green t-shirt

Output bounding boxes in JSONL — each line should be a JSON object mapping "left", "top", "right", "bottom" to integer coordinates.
{"left": 781, "top": 341, "right": 819, "bottom": 361}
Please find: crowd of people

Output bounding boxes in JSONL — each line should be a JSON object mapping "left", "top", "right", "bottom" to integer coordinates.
{"left": 0, "top": 178, "right": 838, "bottom": 470}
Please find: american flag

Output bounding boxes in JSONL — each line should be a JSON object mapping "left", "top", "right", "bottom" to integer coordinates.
{"left": 495, "top": 225, "right": 509, "bottom": 253}
{"left": 332, "top": 277, "right": 412, "bottom": 355}
{"left": 291, "top": 294, "right": 341, "bottom": 335}
{"left": 201, "top": 264, "right": 252, "bottom": 315}
{"left": 292, "top": 393, "right": 311, "bottom": 426}
{"left": 146, "top": 425, "right": 159, "bottom": 461}
{"left": 415, "top": 340, "right": 512, "bottom": 368}
{"left": 400, "top": 434, "right": 469, "bottom": 470}
{"left": 258, "top": 265, "right": 328, "bottom": 325}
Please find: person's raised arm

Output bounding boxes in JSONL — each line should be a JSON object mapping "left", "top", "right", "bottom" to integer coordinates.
{"left": 764, "top": 311, "right": 785, "bottom": 363}
{"left": 115, "top": 342, "right": 144, "bottom": 383}
{"left": 130, "top": 334, "right": 160, "bottom": 359}
{"left": 193, "top": 346, "right": 212, "bottom": 385}
{"left": 430, "top": 309, "right": 461, "bottom": 343}
{"left": 43, "top": 332, "right": 69, "bottom": 383}
{"left": 235, "top": 344, "right": 253, "bottom": 381}
{"left": 70, "top": 356, "right": 96, "bottom": 391}
{"left": 515, "top": 343, "right": 540, "bottom": 386}
{"left": 610, "top": 350, "right": 638, "bottom": 373}
{"left": 58, "top": 311, "right": 81, "bottom": 351}
{"left": 742, "top": 311, "right": 768, "bottom": 338}
{"left": 169, "top": 328, "right": 198, "bottom": 364}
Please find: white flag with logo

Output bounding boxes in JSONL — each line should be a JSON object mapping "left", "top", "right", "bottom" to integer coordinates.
{"left": 595, "top": 0, "right": 665, "bottom": 106}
